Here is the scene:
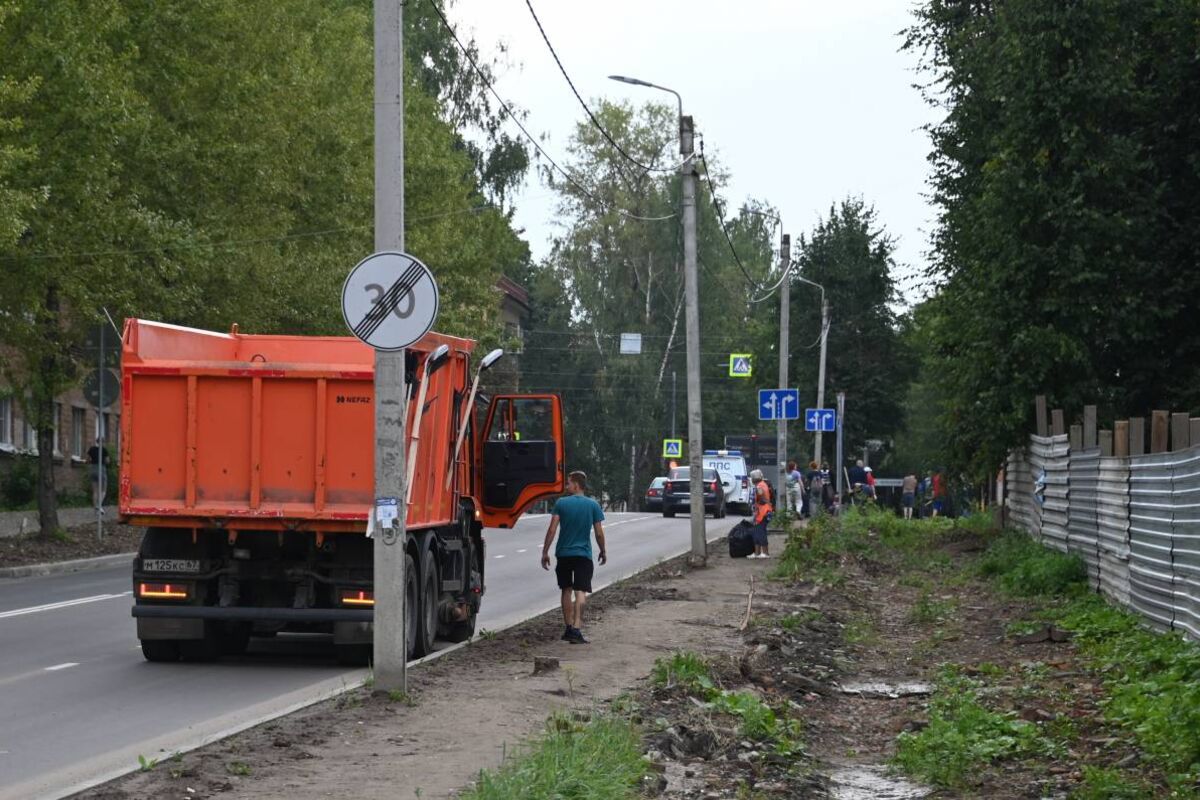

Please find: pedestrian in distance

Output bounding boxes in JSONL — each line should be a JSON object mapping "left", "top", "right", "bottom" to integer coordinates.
{"left": 87, "top": 438, "right": 109, "bottom": 512}
{"left": 901, "top": 472, "right": 918, "bottom": 520}
{"left": 820, "top": 461, "right": 834, "bottom": 512}
{"left": 541, "top": 470, "right": 607, "bottom": 644}
{"left": 805, "top": 461, "right": 823, "bottom": 518}
{"left": 848, "top": 459, "right": 868, "bottom": 490}
{"left": 864, "top": 466, "right": 876, "bottom": 500}
{"left": 931, "top": 470, "right": 946, "bottom": 518}
{"left": 786, "top": 459, "right": 803, "bottom": 515}
{"left": 748, "top": 469, "right": 773, "bottom": 558}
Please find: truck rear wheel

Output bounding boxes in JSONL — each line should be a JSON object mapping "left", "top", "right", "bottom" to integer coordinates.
{"left": 405, "top": 552, "right": 419, "bottom": 661}
{"left": 140, "top": 639, "right": 180, "bottom": 662}
{"left": 415, "top": 550, "right": 438, "bottom": 658}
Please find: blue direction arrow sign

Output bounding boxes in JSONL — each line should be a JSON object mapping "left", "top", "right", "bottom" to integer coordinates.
{"left": 804, "top": 408, "right": 837, "bottom": 432}
{"left": 759, "top": 389, "right": 800, "bottom": 421}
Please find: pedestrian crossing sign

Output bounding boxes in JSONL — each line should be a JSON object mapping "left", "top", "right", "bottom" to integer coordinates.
{"left": 729, "top": 353, "right": 753, "bottom": 378}
{"left": 662, "top": 438, "right": 683, "bottom": 458}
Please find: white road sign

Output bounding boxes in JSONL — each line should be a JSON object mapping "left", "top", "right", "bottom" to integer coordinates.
{"left": 342, "top": 251, "right": 439, "bottom": 351}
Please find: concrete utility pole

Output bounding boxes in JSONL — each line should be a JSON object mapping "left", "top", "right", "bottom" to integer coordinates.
{"left": 373, "top": 0, "right": 407, "bottom": 692}
{"left": 813, "top": 296, "right": 830, "bottom": 464}
{"left": 607, "top": 74, "right": 703, "bottom": 563}
{"left": 776, "top": 234, "right": 791, "bottom": 510}
{"left": 680, "top": 114, "right": 706, "bottom": 566}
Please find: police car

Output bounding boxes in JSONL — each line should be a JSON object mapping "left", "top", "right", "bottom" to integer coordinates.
{"left": 702, "top": 450, "right": 752, "bottom": 516}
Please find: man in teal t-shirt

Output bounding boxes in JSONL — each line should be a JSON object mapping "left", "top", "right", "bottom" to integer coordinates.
{"left": 541, "top": 470, "right": 607, "bottom": 644}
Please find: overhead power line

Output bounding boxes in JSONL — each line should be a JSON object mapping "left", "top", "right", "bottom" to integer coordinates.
{"left": 697, "top": 150, "right": 762, "bottom": 291}
{"left": 522, "top": 0, "right": 676, "bottom": 177}
{"left": 427, "top": 0, "right": 673, "bottom": 223}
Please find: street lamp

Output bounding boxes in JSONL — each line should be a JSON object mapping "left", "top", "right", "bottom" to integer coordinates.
{"left": 608, "top": 74, "right": 706, "bottom": 565}
{"left": 608, "top": 75, "right": 682, "bottom": 140}
{"left": 793, "top": 276, "right": 830, "bottom": 465}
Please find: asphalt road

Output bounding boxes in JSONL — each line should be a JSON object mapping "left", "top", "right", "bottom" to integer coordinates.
{"left": 0, "top": 511, "right": 726, "bottom": 799}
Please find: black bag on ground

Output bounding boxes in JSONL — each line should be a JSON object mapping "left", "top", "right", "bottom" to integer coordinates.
{"left": 728, "top": 520, "right": 756, "bottom": 558}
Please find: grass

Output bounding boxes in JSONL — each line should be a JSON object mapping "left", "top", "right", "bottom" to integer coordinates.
{"left": 1056, "top": 599, "right": 1200, "bottom": 791}
{"left": 1072, "top": 767, "right": 1154, "bottom": 800}
{"left": 779, "top": 609, "right": 821, "bottom": 632}
{"left": 894, "top": 668, "right": 1057, "bottom": 788}
{"left": 908, "top": 590, "right": 955, "bottom": 624}
{"left": 649, "top": 652, "right": 804, "bottom": 756}
{"left": 459, "top": 713, "right": 647, "bottom": 800}
{"left": 975, "top": 533, "right": 1088, "bottom": 595}
{"left": 651, "top": 651, "right": 714, "bottom": 694}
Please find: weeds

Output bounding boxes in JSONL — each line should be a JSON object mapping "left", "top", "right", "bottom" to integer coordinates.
{"left": 1072, "top": 767, "right": 1152, "bottom": 800}
{"left": 651, "top": 651, "right": 713, "bottom": 694}
{"left": 460, "top": 714, "right": 647, "bottom": 800}
{"left": 909, "top": 590, "right": 955, "bottom": 624}
{"left": 387, "top": 689, "right": 416, "bottom": 706}
{"left": 975, "top": 533, "right": 1087, "bottom": 595}
{"left": 779, "top": 610, "right": 821, "bottom": 632}
{"left": 894, "top": 668, "right": 1056, "bottom": 787}
{"left": 226, "top": 761, "right": 251, "bottom": 776}
{"left": 136, "top": 754, "right": 158, "bottom": 772}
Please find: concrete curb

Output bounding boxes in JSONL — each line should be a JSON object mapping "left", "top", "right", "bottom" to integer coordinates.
{"left": 0, "top": 551, "right": 135, "bottom": 580}
{"left": 34, "top": 530, "right": 730, "bottom": 800}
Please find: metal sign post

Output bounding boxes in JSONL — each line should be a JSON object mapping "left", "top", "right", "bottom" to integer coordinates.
{"left": 835, "top": 392, "right": 846, "bottom": 499}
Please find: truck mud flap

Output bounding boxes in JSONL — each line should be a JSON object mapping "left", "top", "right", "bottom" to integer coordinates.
{"left": 132, "top": 606, "right": 373, "bottom": 623}
{"left": 138, "top": 616, "right": 206, "bottom": 640}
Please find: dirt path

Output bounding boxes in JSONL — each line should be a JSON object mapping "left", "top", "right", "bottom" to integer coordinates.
{"left": 78, "top": 541, "right": 765, "bottom": 800}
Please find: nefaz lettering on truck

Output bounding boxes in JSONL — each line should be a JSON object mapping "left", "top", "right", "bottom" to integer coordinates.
{"left": 120, "top": 319, "right": 564, "bottom": 663}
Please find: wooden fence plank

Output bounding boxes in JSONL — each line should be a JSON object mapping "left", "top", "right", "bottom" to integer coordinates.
{"left": 1151, "top": 410, "right": 1169, "bottom": 454}
{"left": 1114, "top": 420, "right": 1129, "bottom": 458}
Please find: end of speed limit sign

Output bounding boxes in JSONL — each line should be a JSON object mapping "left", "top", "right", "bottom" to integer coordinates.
{"left": 341, "top": 251, "right": 439, "bottom": 351}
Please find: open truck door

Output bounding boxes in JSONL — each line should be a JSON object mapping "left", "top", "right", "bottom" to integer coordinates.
{"left": 479, "top": 394, "right": 565, "bottom": 527}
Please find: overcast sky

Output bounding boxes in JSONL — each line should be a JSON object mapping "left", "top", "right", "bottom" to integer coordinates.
{"left": 448, "top": 0, "right": 941, "bottom": 304}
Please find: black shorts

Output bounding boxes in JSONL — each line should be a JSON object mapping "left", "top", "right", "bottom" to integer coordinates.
{"left": 555, "top": 556, "right": 594, "bottom": 592}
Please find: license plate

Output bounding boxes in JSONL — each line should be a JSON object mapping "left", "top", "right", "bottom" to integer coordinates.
{"left": 142, "top": 558, "right": 201, "bottom": 573}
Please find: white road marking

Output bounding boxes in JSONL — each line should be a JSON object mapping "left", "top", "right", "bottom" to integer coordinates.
{"left": 44, "top": 662, "right": 79, "bottom": 671}
{"left": 603, "top": 515, "right": 657, "bottom": 529}
{"left": 0, "top": 593, "right": 130, "bottom": 620}
{"left": 493, "top": 554, "right": 505, "bottom": 559}
{"left": 517, "top": 549, "right": 527, "bottom": 553}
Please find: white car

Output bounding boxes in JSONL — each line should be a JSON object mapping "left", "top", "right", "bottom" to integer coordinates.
{"left": 702, "top": 450, "right": 752, "bottom": 515}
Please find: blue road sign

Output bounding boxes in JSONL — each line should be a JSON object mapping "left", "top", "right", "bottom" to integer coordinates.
{"left": 804, "top": 408, "right": 837, "bottom": 432}
{"left": 759, "top": 389, "right": 800, "bottom": 421}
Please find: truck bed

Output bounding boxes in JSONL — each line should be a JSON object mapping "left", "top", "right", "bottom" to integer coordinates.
{"left": 119, "top": 319, "right": 474, "bottom": 532}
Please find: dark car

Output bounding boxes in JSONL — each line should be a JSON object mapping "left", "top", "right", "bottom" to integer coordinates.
{"left": 645, "top": 476, "right": 668, "bottom": 511}
{"left": 661, "top": 467, "right": 725, "bottom": 518}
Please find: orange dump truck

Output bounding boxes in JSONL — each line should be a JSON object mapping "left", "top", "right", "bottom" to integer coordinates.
{"left": 121, "top": 319, "right": 564, "bottom": 662}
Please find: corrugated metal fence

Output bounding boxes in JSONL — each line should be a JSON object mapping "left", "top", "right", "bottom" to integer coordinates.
{"left": 1006, "top": 437, "right": 1200, "bottom": 642}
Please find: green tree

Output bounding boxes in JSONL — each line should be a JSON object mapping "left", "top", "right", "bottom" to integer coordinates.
{"left": 906, "top": 0, "right": 1200, "bottom": 475}
{"left": 520, "top": 100, "right": 779, "bottom": 506}
{"left": 0, "top": 0, "right": 529, "bottom": 534}
{"left": 787, "top": 199, "right": 912, "bottom": 468}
